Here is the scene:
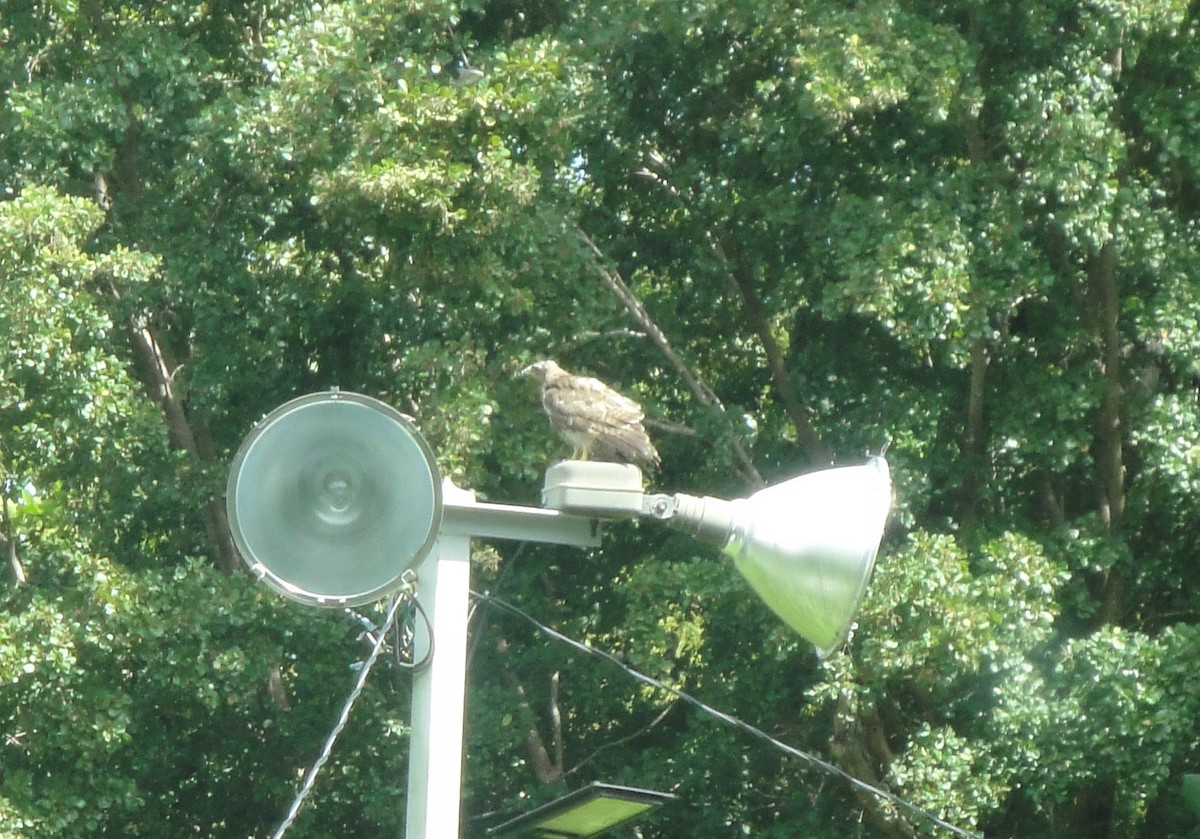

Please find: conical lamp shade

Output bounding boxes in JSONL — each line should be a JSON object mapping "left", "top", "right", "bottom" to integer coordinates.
{"left": 723, "top": 457, "right": 891, "bottom": 655}
{"left": 226, "top": 391, "right": 442, "bottom": 607}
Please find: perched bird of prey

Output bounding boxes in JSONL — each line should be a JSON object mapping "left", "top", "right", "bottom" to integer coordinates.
{"left": 521, "top": 360, "right": 660, "bottom": 469}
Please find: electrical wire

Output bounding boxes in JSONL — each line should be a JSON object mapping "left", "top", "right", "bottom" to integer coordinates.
{"left": 407, "top": 595, "right": 435, "bottom": 672}
{"left": 473, "top": 590, "right": 981, "bottom": 839}
{"left": 346, "top": 594, "right": 434, "bottom": 672}
{"left": 269, "top": 587, "right": 412, "bottom": 839}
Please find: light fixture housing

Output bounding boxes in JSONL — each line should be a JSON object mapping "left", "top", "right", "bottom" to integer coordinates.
{"left": 226, "top": 390, "right": 892, "bottom": 838}
{"left": 549, "top": 457, "right": 893, "bottom": 655}
{"left": 486, "top": 782, "right": 674, "bottom": 838}
{"left": 225, "top": 389, "right": 442, "bottom": 606}
{"left": 721, "top": 457, "right": 891, "bottom": 654}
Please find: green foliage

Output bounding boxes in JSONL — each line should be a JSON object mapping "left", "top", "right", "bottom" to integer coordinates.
{"left": 1185, "top": 773, "right": 1200, "bottom": 820}
{"left": 2, "top": 0, "right": 1200, "bottom": 836}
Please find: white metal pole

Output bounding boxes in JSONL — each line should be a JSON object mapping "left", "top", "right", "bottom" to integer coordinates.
{"left": 404, "top": 480, "right": 600, "bottom": 837}
{"left": 405, "top": 482, "right": 474, "bottom": 838}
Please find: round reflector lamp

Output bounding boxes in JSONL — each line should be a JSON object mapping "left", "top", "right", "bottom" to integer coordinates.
{"left": 226, "top": 390, "right": 442, "bottom": 607}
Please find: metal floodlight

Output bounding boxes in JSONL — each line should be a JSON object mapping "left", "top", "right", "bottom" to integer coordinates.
{"left": 226, "top": 389, "right": 442, "bottom": 606}
{"left": 486, "top": 782, "right": 675, "bottom": 838}
{"left": 543, "top": 457, "right": 893, "bottom": 656}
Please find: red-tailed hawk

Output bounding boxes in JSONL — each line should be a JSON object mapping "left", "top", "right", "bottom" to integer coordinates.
{"left": 521, "top": 360, "right": 660, "bottom": 469}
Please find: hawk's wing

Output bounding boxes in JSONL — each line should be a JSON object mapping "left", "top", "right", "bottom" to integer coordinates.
{"left": 542, "top": 372, "right": 659, "bottom": 467}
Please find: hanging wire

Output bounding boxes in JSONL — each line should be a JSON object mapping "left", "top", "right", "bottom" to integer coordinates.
{"left": 406, "top": 596, "right": 435, "bottom": 672}
{"left": 269, "top": 583, "right": 416, "bottom": 839}
{"left": 473, "top": 590, "right": 982, "bottom": 839}
{"left": 347, "top": 594, "right": 435, "bottom": 673}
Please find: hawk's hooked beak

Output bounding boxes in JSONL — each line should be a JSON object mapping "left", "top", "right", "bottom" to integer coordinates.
{"left": 517, "top": 361, "right": 546, "bottom": 380}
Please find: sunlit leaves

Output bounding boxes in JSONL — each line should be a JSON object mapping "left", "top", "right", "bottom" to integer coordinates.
{"left": 3, "top": 0, "right": 1200, "bottom": 836}
{"left": 0, "top": 188, "right": 151, "bottom": 489}
{"left": 788, "top": 4, "right": 971, "bottom": 127}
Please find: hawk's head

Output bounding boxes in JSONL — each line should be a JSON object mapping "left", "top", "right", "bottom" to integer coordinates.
{"left": 518, "top": 360, "right": 563, "bottom": 383}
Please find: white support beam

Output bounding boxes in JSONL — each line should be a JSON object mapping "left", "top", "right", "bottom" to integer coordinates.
{"left": 405, "top": 483, "right": 473, "bottom": 839}
{"left": 442, "top": 495, "right": 601, "bottom": 547}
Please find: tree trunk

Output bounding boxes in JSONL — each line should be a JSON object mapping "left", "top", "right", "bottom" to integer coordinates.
{"left": 831, "top": 697, "right": 917, "bottom": 839}
{"left": 1089, "top": 237, "right": 1128, "bottom": 626}
{"left": 961, "top": 337, "right": 990, "bottom": 524}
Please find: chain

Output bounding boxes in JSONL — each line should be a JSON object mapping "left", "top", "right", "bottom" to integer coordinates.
{"left": 270, "top": 575, "right": 417, "bottom": 839}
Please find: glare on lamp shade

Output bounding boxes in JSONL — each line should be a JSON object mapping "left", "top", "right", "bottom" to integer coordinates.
{"left": 486, "top": 782, "right": 674, "bottom": 838}
{"left": 723, "top": 456, "right": 892, "bottom": 655}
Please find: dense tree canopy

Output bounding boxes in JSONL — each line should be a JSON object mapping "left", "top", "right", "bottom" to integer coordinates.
{"left": 2, "top": 0, "right": 1199, "bottom": 836}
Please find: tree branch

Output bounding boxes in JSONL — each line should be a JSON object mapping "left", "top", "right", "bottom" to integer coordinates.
{"left": 1, "top": 452, "right": 27, "bottom": 587}
{"left": 643, "top": 416, "right": 699, "bottom": 438}
{"left": 2, "top": 499, "right": 24, "bottom": 587}
{"left": 709, "top": 238, "right": 832, "bottom": 466}
{"left": 575, "top": 327, "right": 648, "bottom": 345}
{"left": 577, "top": 229, "right": 765, "bottom": 488}
{"left": 549, "top": 670, "right": 564, "bottom": 776}
{"left": 106, "top": 279, "right": 240, "bottom": 574}
{"left": 517, "top": 689, "right": 564, "bottom": 783}
{"left": 565, "top": 700, "right": 677, "bottom": 779}
{"left": 635, "top": 162, "right": 830, "bottom": 466}
{"left": 497, "top": 637, "right": 565, "bottom": 785}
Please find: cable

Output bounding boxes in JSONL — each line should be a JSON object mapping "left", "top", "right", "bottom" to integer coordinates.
{"left": 269, "top": 587, "right": 412, "bottom": 839}
{"left": 473, "top": 590, "right": 981, "bottom": 839}
{"left": 407, "top": 595, "right": 435, "bottom": 672}
{"left": 345, "top": 594, "right": 434, "bottom": 673}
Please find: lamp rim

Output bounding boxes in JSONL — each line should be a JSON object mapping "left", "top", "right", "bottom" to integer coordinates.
{"left": 226, "top": 389, "right": 443, "bottom": 607}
